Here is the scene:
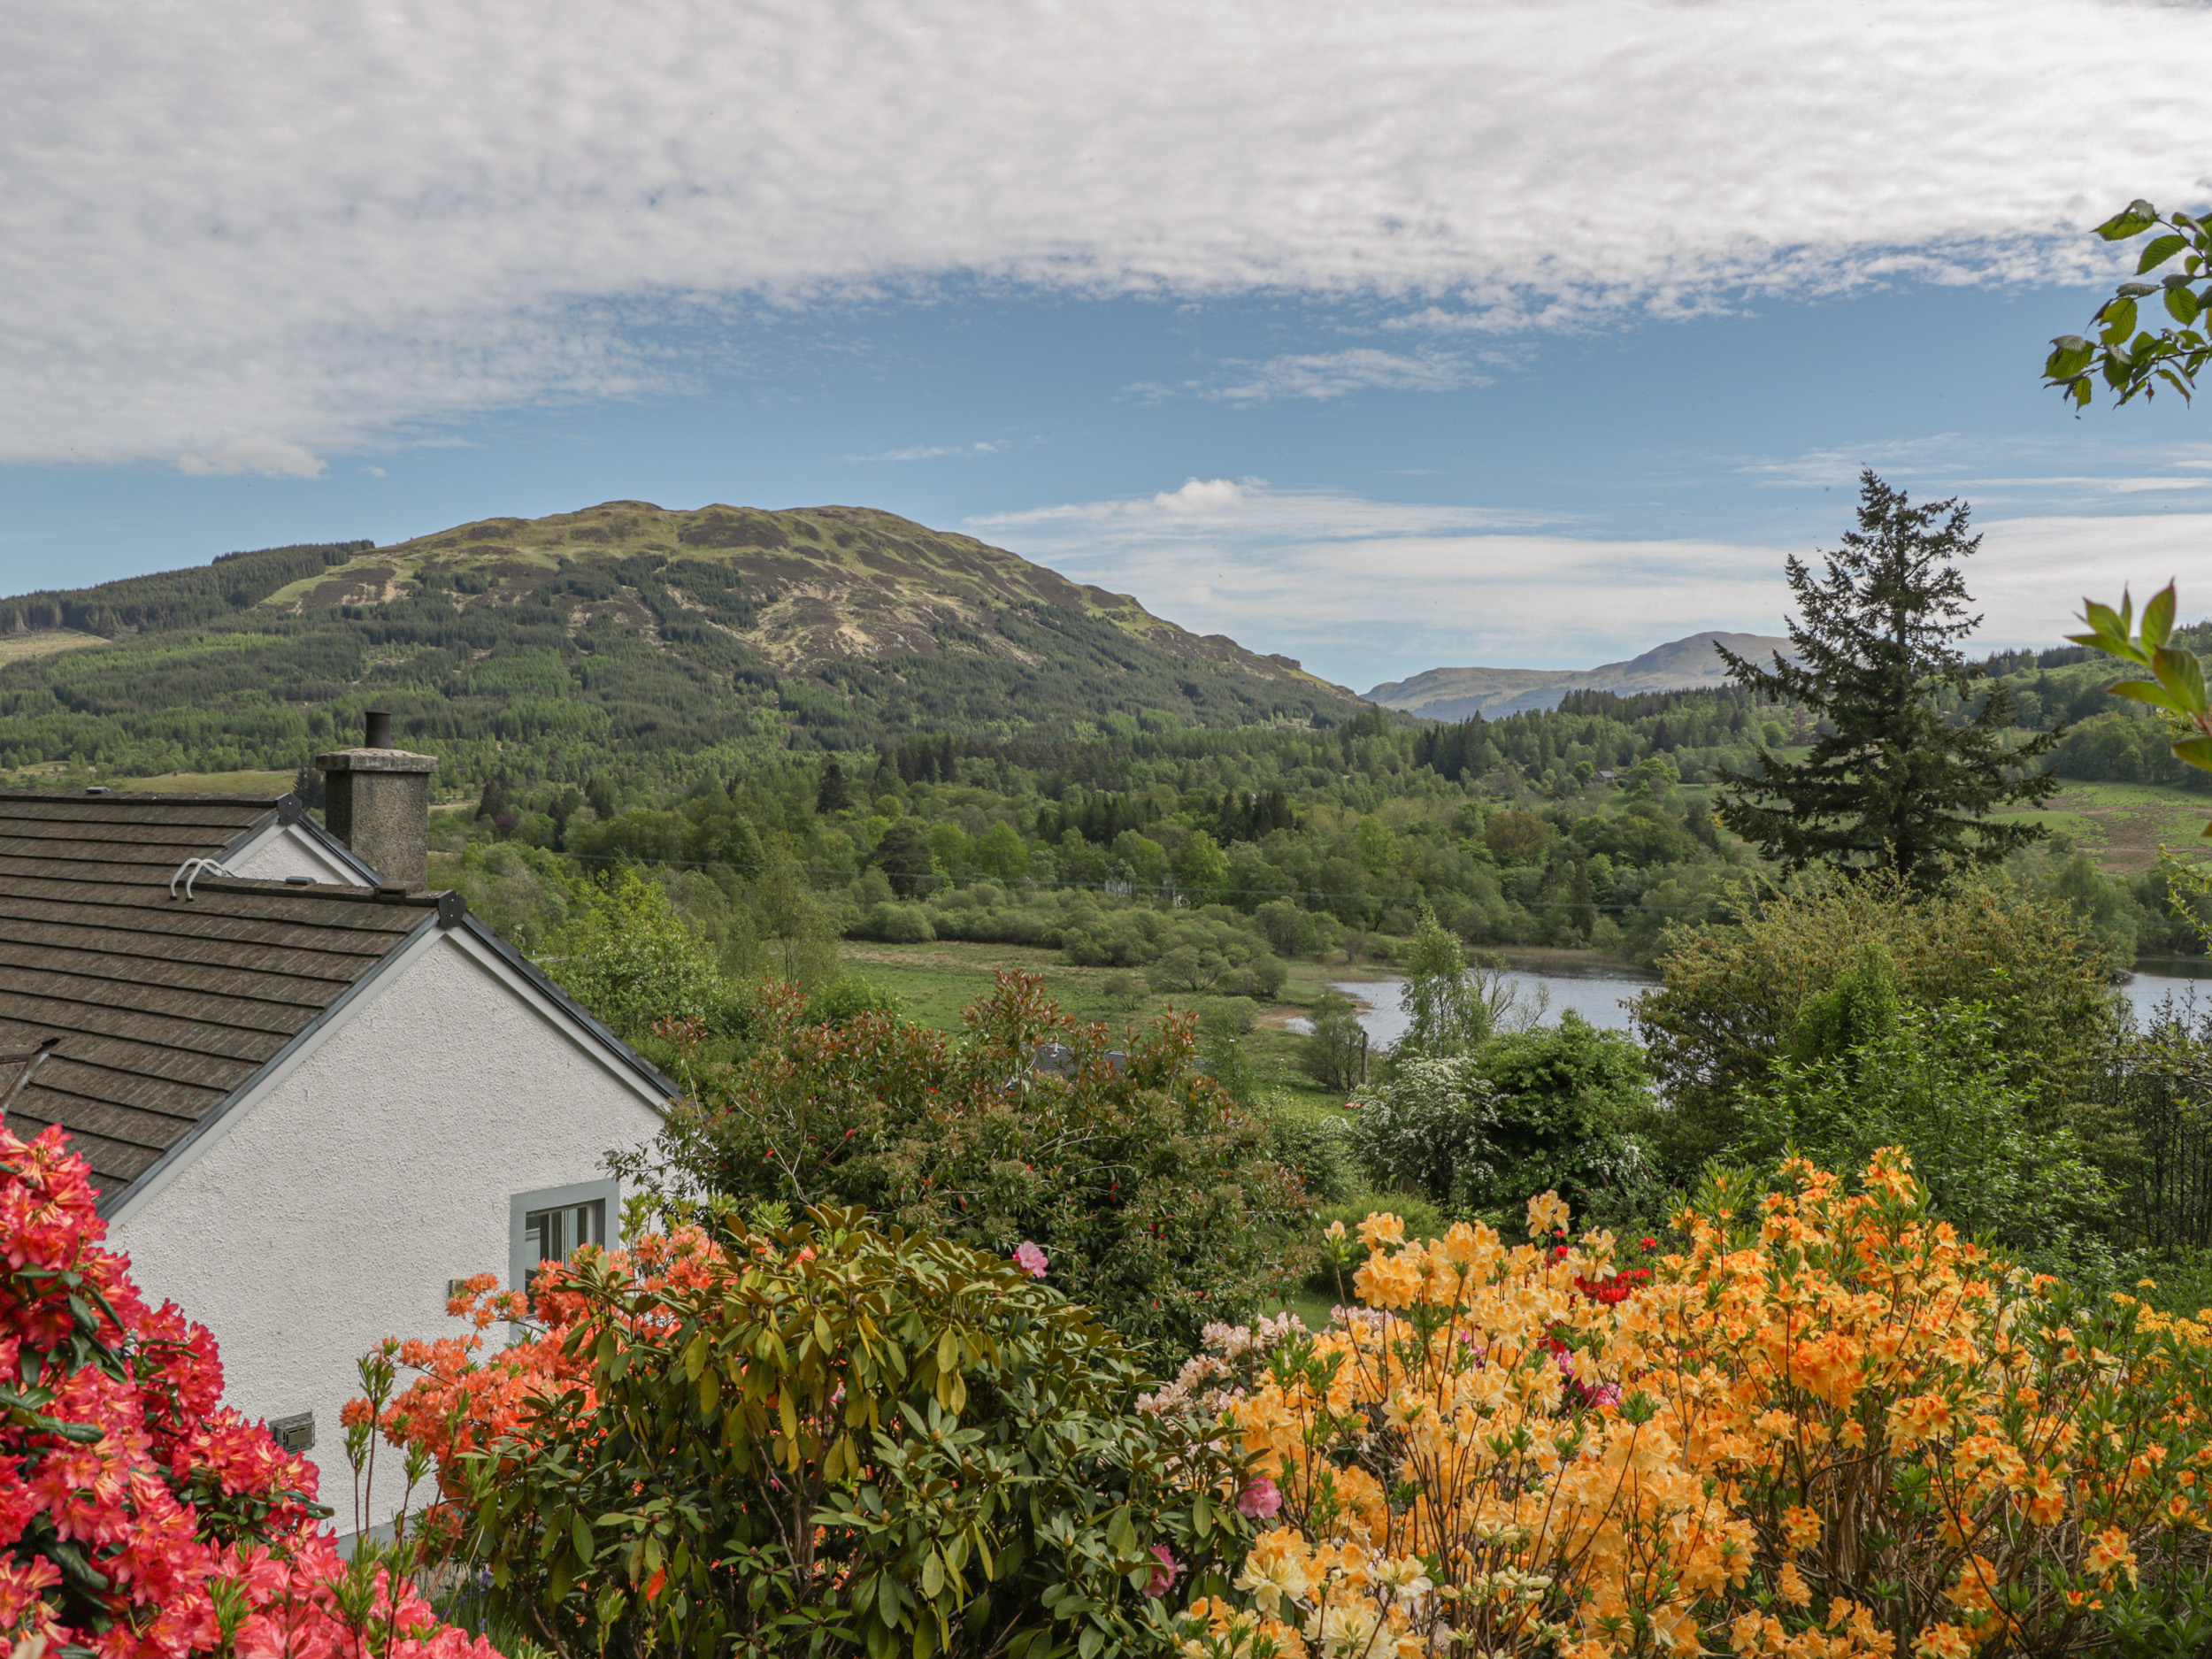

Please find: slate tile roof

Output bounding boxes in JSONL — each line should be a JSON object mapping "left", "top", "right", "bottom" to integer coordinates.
{"left": 0, "top": 791, "right": 441, "bottom": 1202}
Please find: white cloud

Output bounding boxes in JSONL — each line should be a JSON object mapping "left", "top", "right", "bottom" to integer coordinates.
{"left": 848, "top": 439, "right": 1015, "bottom": 462}
{"left": 972, "top": 482, "right": 2212, "bottom": 691}
{"left": 173, "top": 437, "right": 327, "bottom": 479}
{"left": 1135, "top": 347, "right": 1488, "bottom": 404}
{"left": 4, "top": 0, "right": 2209, "bottom": 467}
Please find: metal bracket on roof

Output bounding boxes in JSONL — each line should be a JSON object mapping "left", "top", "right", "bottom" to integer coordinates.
{"left": 435, "top": 890, "right": 468, "bottom": 928}
{"left": 0, "top": 1038, "right": 61, "bottom": 1117}
{"left": 168, "top": 857, "right": 229, "bottom": 902}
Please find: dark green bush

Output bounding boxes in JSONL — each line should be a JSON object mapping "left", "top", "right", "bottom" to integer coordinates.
{"left": 461, "top": 1208, "right": 1258, "bottom": 1659}
{"left": 641, "top": 974, "right": 1318, "bottom": 1363}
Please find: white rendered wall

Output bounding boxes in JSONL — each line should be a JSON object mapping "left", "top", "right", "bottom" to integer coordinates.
{"left": 227, "top": 824, "right": 370, "bottom": 886}
{"left": 111, "top": 933, "right": 664, "bottom": 1532}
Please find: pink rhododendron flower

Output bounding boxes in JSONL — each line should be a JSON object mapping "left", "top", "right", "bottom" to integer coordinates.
{"left": 1143, "top": 1543, "right": 1179, "bottom": 1596}
{"left": 1013, "top": 1241, "right": 1048, "bottom": 1279}
{"left": 1236, "top": 1477, "right": 1282, "bottom": 1518}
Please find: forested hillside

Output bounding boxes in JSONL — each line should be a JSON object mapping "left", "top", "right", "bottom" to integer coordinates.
{"left": 426, "top": 680, "right": 2208, "bottom": 988}
{"left": 0, "top": 502, "right": 1359, "bottom": 792}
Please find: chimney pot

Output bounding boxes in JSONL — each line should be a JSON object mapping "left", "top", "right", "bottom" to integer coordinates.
{"left": 364, "top": 710, "right": 392, "bottom": 749}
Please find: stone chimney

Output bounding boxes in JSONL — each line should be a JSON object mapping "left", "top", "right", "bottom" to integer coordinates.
{"left": 316, "top": 711, "right": 437, "bottom": 890}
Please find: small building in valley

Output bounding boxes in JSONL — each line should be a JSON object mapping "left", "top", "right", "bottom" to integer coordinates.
{"left": 0, "top": 726, "right": 670, "bottom": 1529}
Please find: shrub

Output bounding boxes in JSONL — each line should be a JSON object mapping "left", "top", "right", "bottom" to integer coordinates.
{"left": 1741, "top": 1000, "right": 2116, "bottom": 1271}
{"left": 1064, "top": 912, "right": 1286, "bottom": 997}
{"left": 1197, "top": 1153, "right": 2212, "bottom": 1659}
{"left": 1256, "top": 1096, "right": 1358, "bottom": 1206}
{"left": 1465, "top": 1011, "right": 1657, "bottom": 1220}
{"left": 381, "top": 1210, "right": 1261, "bottom": 1659}
{"left": 855, "top": 900, "right": 936, "bottom": 942}
{"left": 547, "top": 866, "right": 742, "bottom": 1041}
{"left": 639, "top": 973, "right": 1317, "bottom": 1363}
{"left": 1349, "top": 1018, "right": 1656, "bottom": 1225}
{"left": 1300, "top": 991, "right": 1367, "bottom": 1092}
{"left": 1346, "top": 1057, "right": 1499, "bottom": 1210}
{"left": 0, "top": 1118, "right": 495, "bottom": 1659}
{"left": 1633, "top": 872, "right": 2121, "bottom": 1174}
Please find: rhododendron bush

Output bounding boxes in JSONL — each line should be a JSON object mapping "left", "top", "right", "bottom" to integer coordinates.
{"left": 374, "top": 1208, "right": 1264, "bottom": 1659}
{"left": 633, "top": 972, "right": 1317, "bottom": 1364}
{"left": 0, "top": 1118, "right": 495, "bottom": 1659}
{"left": 1185, "top": 1151, "right": 2212, "bottom": 1659}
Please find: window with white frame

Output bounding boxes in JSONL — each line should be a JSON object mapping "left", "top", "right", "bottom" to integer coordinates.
{"left": 509, "top": 1178, "right": 617, "bottom": 1311}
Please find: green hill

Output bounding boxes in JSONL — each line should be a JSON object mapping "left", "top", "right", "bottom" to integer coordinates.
{"left": 0, "top": 502, "right": 1364, "bottom": 793}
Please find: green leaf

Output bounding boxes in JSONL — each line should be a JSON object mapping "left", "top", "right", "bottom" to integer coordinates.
{"left": 2108, "top": 679, "right": 2189, "bottom": 715}
{"left": 2143, "top": 583, "right": 2177, "bottom": 650}
{"left": 920, "top": 1551, "right": 944, "bottom": 1600}
{"left": 2138, "top": 234, "right": 2189, "bottom": 273}
{"left": 2154, "top": 642, "right": 2209, "bottom": 710}
{"left": 2118, "top": 282, "right": 2161, "bottom": 299}
{"left": 572, "top": 1511, "right": 595, "bottom": 1563}
{"left": 2170, "top": 736, "right": 2212, "bottom": 774}
{"left": 2098, "top": 200, "right": 2160, "bottom": 240}
{"left": 2046, "top": 337, "right": 2095, "bottom": 379}
{"left": 2168, "top": 285, "right": 2201, "bottom": 326}
{"left": 2101, "top": 297, "right": 2139, "bottom": 343}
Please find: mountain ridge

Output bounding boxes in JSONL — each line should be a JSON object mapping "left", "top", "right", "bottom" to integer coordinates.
{"left": 0, "top": 500, "right": 1367, "bottom": 791}
{"left": 1366, "top": 630, "right": 1794, "bottom": 720}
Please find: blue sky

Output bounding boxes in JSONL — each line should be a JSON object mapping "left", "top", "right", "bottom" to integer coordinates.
{"left": 5, "top": 0, "right": 2212, "bottom": 693}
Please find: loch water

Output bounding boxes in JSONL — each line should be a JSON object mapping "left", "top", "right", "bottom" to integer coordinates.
{"left": 1294, "top": 957, "right": 2212, "bottom": 1046}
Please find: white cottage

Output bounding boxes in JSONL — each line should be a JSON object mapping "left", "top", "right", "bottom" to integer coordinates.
{"left": 0, "top": 726, "right": 672, "bottom": 1530}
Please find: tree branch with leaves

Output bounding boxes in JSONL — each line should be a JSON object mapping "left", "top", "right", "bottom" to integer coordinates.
{"left": 2045, "top": 199, "right": 2212, "bottom": 407}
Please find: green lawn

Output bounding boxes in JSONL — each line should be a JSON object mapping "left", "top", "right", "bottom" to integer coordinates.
{"left": 112, "top": 769, "right": 296, "bottom": 795}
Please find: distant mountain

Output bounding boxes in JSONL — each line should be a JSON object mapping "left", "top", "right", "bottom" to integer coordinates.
{"left": 1365, "top": 631, "right": 1794, "bottom": 720}
{"left": 0, "top": 501, "right": 1364, "bottom": 790}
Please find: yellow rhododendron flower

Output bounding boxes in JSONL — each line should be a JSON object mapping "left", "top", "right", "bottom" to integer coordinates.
{"left": 1194, "top": 1151, "right": 2212, "bottom": 1659}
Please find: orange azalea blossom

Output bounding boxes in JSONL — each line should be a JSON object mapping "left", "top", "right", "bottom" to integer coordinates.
{"left": 1181, "top": 1149, "right": 2212, "bottom": 1659}
{"left": 373, "top": 1225, "right": 725, "bottom": 1504}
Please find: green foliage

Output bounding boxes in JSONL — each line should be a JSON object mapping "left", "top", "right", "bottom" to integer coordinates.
{"left": 2086, "top": 1000, "right": 2212, "bottom": 1257}
{"left": 1194, "top": 1002, "right": 1259, "bottom": 1108}
{"left": 1714, "top": 471, "right": 2059, "bottom": 885}
{"left": 2044, "top": 200, "right": 2212, "bottom": 408}
{"left": 1058, "top": 910, "right": 1286, "bottom": 1000}
{"left": 1348, "top": 1014, "right": 1654, "bottom": 1223}
{"left": 1394, "top": 904, "right": 1491, "bottom": 1059}
{"left": 1633, "top": 872, "right": 2122, "bottom": 1178}
{"left": 1346, "top": 1059, "right": 1500, "bottom": 1212}
{"left": 1463, "top": 1012, "right": 1655, "bottom": 1213}
{"left": 1299, "top": 991, "right": 1367, "bottom": 1092}
{"left": 1739, "top": 1002, "right": 2116, "bottom": 1269}
{"left": 462, "top": 1208, "right": 1256, "bottom": 1659}
{"left": 1781, "top": 947, "right": 1903, "bottom": 1065}
{"left": 545, "top": 868, "right": 747, "bottom": 1042}
{"left": 641, "top": 974, "right": 1317, "bottom": 1363}
{"left": 1254, "top": 1095, "right": 1357, "bottom": 1206}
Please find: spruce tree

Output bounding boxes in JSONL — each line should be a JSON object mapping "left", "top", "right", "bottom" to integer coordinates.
{"left": 1713, "top": 471, "right": 2060, "bottom": 887}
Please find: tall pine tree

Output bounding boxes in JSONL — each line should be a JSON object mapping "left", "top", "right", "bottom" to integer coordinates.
{"left": 1713, "top": 471, "right": 2060, "bottom": 887}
